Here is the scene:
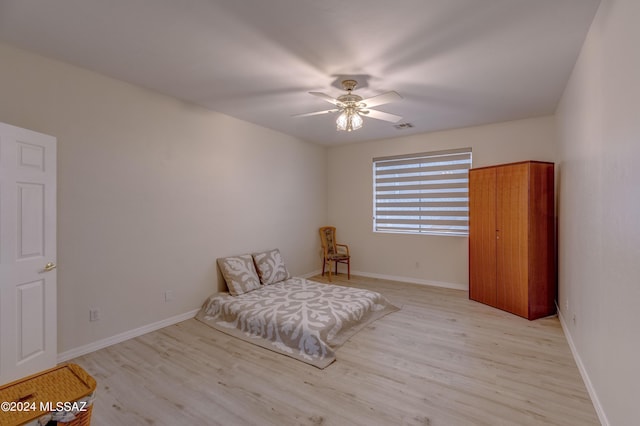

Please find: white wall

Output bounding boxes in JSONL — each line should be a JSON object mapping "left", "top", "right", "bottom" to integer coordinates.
{"left": 0, "top": 42, "right": 327, "bottom": 354}
{"left": 327, "top": 116, "right": 556, "bottom": 288}
{"left": 555, "top": 0, "right": 640, "bottom": 424}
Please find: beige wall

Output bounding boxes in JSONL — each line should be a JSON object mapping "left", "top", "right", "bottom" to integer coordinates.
{"left": 327, "top": 116, "right": 556, "bottom": 288}
{"left": 0, "top": 42, "right": 327, "bottom": 354}
{"left": 555, "top": 0, "right": 640, "bottom": 423}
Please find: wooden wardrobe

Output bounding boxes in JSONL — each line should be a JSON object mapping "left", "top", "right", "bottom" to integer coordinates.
{"left": 468, "top": 161, "right": 556, "bottom": 320}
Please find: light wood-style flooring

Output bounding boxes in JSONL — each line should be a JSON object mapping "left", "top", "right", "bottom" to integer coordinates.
{"left": 73, "top": 275, "right": 599, "bottom": 425}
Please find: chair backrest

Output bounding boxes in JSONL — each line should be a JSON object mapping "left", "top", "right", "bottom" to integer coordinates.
{"left": 319, "top": 226, "right": 337, "bottom": 256}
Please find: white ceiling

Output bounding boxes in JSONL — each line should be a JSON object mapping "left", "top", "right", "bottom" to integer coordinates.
{"left": 0, "top": 0, "right": 600, "bottom": 145}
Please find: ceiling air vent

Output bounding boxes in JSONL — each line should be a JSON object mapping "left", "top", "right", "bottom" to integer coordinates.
{"left": 394, "top": 123, "right": 414, "bottom": 130}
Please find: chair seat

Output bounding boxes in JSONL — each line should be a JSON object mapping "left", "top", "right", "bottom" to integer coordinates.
{"left": 327, "top": 254, "right": 349, "bottom": 261}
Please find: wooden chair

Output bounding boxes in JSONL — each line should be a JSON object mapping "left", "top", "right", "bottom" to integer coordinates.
{"left": 319, "top": 226, "right": 350, "bottom": 282}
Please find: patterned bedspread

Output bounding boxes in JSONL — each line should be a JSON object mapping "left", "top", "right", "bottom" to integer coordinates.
{"left": 195, "top": 277, "right": 399, "bottom": 368}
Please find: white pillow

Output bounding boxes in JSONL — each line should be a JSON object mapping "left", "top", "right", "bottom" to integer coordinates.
{"left": 252, "top": 249, "right": 291, "bottom": 285}
{"left": 217, "top": 254, "right": 261, "bottom": 296}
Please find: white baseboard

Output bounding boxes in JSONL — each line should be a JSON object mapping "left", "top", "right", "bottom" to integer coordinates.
{"left": 351, "top": 270, "right": 467, "bottom": 291}
{"left": 302, "top": 269, "right": 466, "bottom": 291}
{"left": 557, "top": 305, "right": 609, "bottom": 426}
{"left": 57, "top": 308, "right": 200, "bottom": 363}
{"left": 300, "top": 269, "right": 322, "bottom": 279}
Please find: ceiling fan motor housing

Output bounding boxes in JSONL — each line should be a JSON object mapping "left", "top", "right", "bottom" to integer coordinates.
{"left": 337, "top": 93, "right": 364, "bottom": 106}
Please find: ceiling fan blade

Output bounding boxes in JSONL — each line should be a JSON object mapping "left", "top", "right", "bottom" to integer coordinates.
{"left": 360, "top": 91, "right": 402, "bottom": 108}
{"left": 362, "top": 109, "right": 403, "bottom": 123}
{"left": 309, "top": 92, "right": 342, "bottom": 106}
{"left": 292, "top": 108, "right": 339, "bottom": 118}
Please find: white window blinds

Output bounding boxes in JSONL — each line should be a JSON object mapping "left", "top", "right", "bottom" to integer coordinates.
{"left": 373, "top": 148, "right": 472, "bottom": 236}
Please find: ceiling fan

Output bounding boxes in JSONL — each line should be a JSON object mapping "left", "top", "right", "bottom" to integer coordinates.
{"left": 293, "top": 80, "right": 403, "bottom": 132}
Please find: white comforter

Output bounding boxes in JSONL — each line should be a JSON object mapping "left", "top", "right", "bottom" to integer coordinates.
{"left": 196, "top": 277, "right": 399, "bottom": 368}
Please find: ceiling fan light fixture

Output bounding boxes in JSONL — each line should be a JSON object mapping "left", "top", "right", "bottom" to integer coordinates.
{"left": 296, "top": 79, "right": 402, "bottom": 133}
{"left": 336, "top": 108, "right": 363, "bottom": 132}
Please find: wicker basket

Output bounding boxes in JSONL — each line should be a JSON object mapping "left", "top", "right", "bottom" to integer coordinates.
{"left": 0, "top": 363, "right": 96, "bottom": 426}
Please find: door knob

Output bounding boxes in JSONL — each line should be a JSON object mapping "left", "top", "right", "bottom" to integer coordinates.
{"left": 43, "top": 262, "right": 57, "bottom": 272}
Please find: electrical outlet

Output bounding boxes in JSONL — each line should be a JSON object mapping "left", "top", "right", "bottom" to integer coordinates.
{"left": 89, "top": 308, "right": 101, "bottom": 322}
{"left": 164, "top": 290, "right": 174, "bottom": 302}
{"left": 565, "top": 299, "right": 569, "bottom": 311}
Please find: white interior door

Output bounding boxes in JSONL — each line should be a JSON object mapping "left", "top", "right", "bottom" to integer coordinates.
{"left": 0, "top": 122, "right": 57, "bottom": 385}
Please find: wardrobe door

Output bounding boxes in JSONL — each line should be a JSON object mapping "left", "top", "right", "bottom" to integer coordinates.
{"left": 469, "top": 167, "right": 497, "bottom": 306}
{"left": 496, "top": 163, "right": 529, "bottom": 317}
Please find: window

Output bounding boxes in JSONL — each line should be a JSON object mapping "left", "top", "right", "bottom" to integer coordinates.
{"left": 373, "top": 148, "right": 472, "bottom": 236}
